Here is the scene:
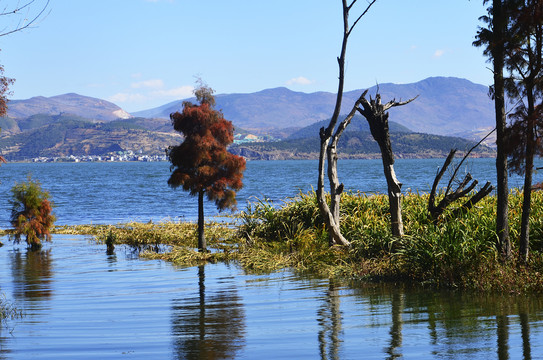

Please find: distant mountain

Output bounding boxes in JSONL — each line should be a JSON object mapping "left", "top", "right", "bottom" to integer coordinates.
{"left": 134, "top": 77, "right": 494, "bottom": 137}
{"left": 288, "top": 114, "right": 412, "bottom": 140}
{"left": 0, "top": 114, "right": 180, "bottom": 160}
{"left": 8, "top": 93, "right": 132, "bottom": 121}
{"left": 229, "top": 131, "right": 494, "bottom": 161}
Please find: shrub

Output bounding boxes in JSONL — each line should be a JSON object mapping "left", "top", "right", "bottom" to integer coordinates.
{"left": 10, "top": 176, "right": 55, "bottom": 250}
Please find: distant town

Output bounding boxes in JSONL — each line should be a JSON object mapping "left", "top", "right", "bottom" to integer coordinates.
{"left": 30, "top": 151, "right": 168, "bottom": 163}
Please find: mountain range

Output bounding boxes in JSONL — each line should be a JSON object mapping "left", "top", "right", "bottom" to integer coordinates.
{"left": 0, "top": 76, "right": 497, "bottom": 160}
{"left": 133, "top": 76, "right": 495, "bottom": 138}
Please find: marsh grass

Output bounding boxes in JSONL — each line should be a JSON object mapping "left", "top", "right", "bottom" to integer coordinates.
{"left": 53, "top": 191, "right": 543, "bottom": 292}
{"left": 0, "top": 295, "right": 23, "bottom": 327}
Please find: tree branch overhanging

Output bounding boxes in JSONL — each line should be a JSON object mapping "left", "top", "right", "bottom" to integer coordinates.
{"left": 0, "top": 0, "right": 50, "bottom": 37}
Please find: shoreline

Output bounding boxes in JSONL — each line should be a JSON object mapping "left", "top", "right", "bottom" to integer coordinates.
{"left": 50, "top": 190, "right": 543, "bottom": 294}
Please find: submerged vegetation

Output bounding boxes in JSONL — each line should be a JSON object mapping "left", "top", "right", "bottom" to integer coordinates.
{"left": 54, "top": 190, "right": 543, "bottom": 293}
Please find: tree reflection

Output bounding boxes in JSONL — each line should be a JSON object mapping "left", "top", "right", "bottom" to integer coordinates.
{"left": 171, "top": 265, "right": 246, "bottom": 360}
{"left": 10, "top": 248, "right": 53, "bottom": 301}
{"left": 386, "top": 292, "right": 403, "bottom": 359}
{"left": 317, "top": 279, "right": 343, "bottom": 360}
{"left": 520, "top": 312, "right": 531, "bottom": 360}
{"left": 496, "top": 314, "right": 509, "bottom": 360}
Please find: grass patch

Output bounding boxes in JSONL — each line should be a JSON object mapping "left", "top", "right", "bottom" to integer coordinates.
{"left": 52, "top": 191, "right": 543, "bottom": 293}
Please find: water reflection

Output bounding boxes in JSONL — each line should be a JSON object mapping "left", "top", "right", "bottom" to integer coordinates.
{"left": 1, "top": 237, "right": 543, "bottom": 359}
{"left": 10, "top": 248, "right": 53, "bottom": 301}
{"left": 520, "top": 312, "right": 531, "bottom": 360}
{"left": 317, "top": 280, "right": 343, "bottom": 360}
{"left": 497, "top": 314, "right": 510, "bottom": 360}
{"left": 348, "top": 284, "right": 543, "bottom": 359}
{"left": 171, "top": 265, "right": 246, "bottom": 360}
{"left": 386, "top": 292, "right": 403, "bottom": 359}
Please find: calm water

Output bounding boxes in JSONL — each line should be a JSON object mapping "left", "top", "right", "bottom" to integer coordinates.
{"left": 1, "top": 236, "right": 543, "bottom": 359}
{"left": 0, "top": 159, "right": 538, "bottom": 227}
{"left": 0, "top": 159, "right": 542, "bottom": 359}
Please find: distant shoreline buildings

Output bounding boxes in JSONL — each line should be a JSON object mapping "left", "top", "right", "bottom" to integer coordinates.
{"left": 30, "top": 151, "right": 168, "bottom": 163}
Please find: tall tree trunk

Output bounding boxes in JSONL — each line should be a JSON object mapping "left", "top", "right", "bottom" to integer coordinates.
{"left": 198, "top": 190, "right": 206, "bottom": 252}
{"left": 492, "top": 0, "right": 511, "bottom": 260}
{"left": 357, "top": 93, "right": 416, "bottom": 237}
{"left": 519, "top": 101, "right": 535, "bottom": 264}
{"left": 519, "top": 76, "right": 536, "bottom": 263}
{"left": 316, "top": 0, "right": 376, "bottom": 247}
{"left": 383, "top": 164, "right": 404, "bottom": 236}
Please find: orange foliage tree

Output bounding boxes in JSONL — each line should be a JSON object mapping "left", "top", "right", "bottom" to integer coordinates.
{"left": 10, "top": 176, "right": 55, "bottom": 250}
{"left": 167, "top": 83, "right": 246, "bottom": 251}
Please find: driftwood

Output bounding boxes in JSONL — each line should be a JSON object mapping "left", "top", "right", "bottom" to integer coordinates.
{"left": 428, "top": 131, "right": 494, "bottom": 222}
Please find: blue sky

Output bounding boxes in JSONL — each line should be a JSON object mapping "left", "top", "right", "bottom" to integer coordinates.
{"left": 0, "top": 0, "right": 491, "bottom": 113}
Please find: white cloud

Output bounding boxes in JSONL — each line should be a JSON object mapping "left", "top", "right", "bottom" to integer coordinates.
{"left": 433, "top": 49, "right": 445, "bottom": 58}
{"left": 286, "top": 76, "right": 314, "bottom": 86}
{"left": 131, "top": 79, "right": 165, "bottom": 89}
{"left": 151, "top": 85, "right": 194, "bottom": 98}
{"left": 108, "top": 93, "right": 147, "bottom": 103}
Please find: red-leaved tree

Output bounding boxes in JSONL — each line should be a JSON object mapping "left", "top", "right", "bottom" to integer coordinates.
{"left": 10, "top": 176, "right": 55, "bottom": 250}
{"left": 167, "top": 83, "right": 246, "bottom": 251}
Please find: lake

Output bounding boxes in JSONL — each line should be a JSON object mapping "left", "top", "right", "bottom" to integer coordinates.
{"left": 1, "top": 236, "right": 543, "bottom": 359}
{"left": 0, "top": 159, "right": 542, "bottom": 359}
{"left": 0, "top": 158, "right": 538, "bottom": 227}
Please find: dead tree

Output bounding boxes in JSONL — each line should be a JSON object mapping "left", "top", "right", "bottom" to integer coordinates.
{"left": 317, "top": 0, "right": 376, "bottom": 247}
{"left": 356, "top": 91, "right": 417, "bottom": 237}
{"left": 428, "top": 132, "right": 494, "bottom": 222}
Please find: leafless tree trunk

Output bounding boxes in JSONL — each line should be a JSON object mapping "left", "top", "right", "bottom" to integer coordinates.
{"left": 356, "top": 91, "right": 417, "bottom": 236}
{"left": 317, "top": 0, "right": 376, "bottom": 247}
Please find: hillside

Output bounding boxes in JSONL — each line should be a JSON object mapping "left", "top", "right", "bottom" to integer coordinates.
{"left": 1, "top": 77, "right": 499, "bottom": 161}
{"left": 7, "top": 93, "right": 132, "bottom": 121}
{"left": 0, "top": 115, "right": 180, "bottom": 161}
{"left": 229, "top": 131, "right": 494, "bottom": 160}
{"left": 134, "top": 77, "right": 494, "bottom": 137}
{"left": 288, "top": 115, "right": 412, "bottom": 140}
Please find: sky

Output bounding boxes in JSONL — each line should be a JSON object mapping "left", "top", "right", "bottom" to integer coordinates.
{"left": 0, "top": 0, "right": 492, "bottom": 113}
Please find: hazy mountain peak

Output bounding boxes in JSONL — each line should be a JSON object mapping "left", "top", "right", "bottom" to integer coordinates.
{"left": 8, "top": 93, "right": 133, "bottom": 121}
{"left": 133, "top": 76, "right": 494, "bottom": 136}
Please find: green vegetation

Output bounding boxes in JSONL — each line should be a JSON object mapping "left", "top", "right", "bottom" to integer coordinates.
{"left": 10, "top": 177, "right": 55, "bottom": 250}
{"left": 55, "top": 191, "right": 543, "bottom": 293}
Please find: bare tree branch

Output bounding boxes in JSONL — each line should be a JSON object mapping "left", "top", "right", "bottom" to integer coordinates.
{"left": 428, "top": 129, "right": 495, "bottom": 222}
{"left": 348, "top": 0, "right": 377, "bottom": 36}
{"left": 0, "top": 0, "right": 50, "bottom": 37}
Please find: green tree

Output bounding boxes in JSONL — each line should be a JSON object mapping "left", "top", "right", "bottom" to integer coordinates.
{"left": 474, "top": 0, "right": 512, "bottom": 260}
{"left": 502, "top": 0, "right": 543, "bottom": 263}
{"left": 167, "top": 82, "right": 246, "bottom": 251}
{"left": 10, "top": 176, "right": 55, "bottom": 250}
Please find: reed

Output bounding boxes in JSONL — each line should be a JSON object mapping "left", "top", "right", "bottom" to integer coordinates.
{"left": 0, "top": 295, "right": 23, "bottom": 327}
{"left": 53, "top": 191, "right": 543, "bottom": 292}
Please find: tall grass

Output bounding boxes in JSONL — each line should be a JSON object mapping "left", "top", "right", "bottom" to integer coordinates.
{"left": 238, "top": 190, "right": 543, "bottom": 291}
{"left": 54, "top": 191, "right": 543, "bottom": 292}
